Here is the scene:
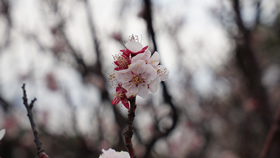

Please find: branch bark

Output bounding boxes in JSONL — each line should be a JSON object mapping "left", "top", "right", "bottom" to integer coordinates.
{"left": 21, "top": 84, "right": 50, "bottom": 158}
{"left": 124, "top": 97, "right": 137, "bottom": 158}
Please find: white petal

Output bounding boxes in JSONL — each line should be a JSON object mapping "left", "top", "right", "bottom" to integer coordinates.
{"left": 115, "top": 69, "right": 132, "bottom": 83}
{"left": 125, "top": 41, "right": 143, "bottom": 52}
{"left": 100, "top": 148, "right": 118, "bottom": 158}
{"left": 131, "top": 50, "right": 151, "bottom": 64}
{"left": 125, "top": 85, "right": 139, "bottom": 98}
{"left": 0, "top": 129, "right": 5, "bottom": 141}
{"left": 149, "top": 76, "right": 160, "bottom": 93}
{"left": 148, "top": 51, "right": 160, "bottom": 68}
{"left": 138, "top": 83, "right": 149, "bottom": 99}
{"left": 141, "top": 64, "right": 157, "bottom": 84}
{"left": 131, "top": 52, "right": 145, "bottom": 63}
{"left": 115, "top": 152, "right": 130, "bottom": 158}
{"left": 141, "top": 50, "right": 152, "bottom": 62}
{"left": 129, "top": 60, "right": 146, "bottom": 74}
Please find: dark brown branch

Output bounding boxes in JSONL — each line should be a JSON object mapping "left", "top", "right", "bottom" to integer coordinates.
{"left": 260, "top": 106, "right": 280, "bottom": 158}
{"left": 143, "top": 0, "right": 157, "bottom": 53}
{"left": 21, "top": 84, "right": 50, "bottom": 158}
{"left": 124, "top": 97, "right": 137, "bottom": 158}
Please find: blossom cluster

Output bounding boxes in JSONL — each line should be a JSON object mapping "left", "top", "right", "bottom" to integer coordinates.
{"left": 99, "top": 148, "right": 130, "bottom": 158}
{"left": 110, "top": 35, "right": 168, "bottom": 109}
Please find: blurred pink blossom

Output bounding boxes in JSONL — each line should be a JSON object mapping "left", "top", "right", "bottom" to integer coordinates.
{"left": 99, "top": 148, "right": 130, "bottom": 158}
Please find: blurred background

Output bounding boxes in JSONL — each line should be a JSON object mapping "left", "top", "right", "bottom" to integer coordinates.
{"left": 0, "top": 0, "right": 280, "bottom": 157}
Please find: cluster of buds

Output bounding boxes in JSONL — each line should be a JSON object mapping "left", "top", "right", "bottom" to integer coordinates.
{"left": 109, "top": 35, "right": 169, "bottom": 109}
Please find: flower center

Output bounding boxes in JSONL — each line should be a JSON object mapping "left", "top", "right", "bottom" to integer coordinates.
{"left": 130, "top": 74, "right": 144, "bottom": 87}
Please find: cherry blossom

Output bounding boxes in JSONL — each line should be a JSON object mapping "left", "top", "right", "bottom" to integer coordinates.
{"left": 109, "top": 34, "right": 169, "bottom": 106}
{"left": 0, "top": 129, "right": 5, "bottom": 141}
{"left": 112, "top": 84, "right": 130, "bottom": 109}
{"left": 99, "top": 148, "right": 130, "bottom": 158}
{"left": 115, "top": 60, "right": 157, "bottom": 99}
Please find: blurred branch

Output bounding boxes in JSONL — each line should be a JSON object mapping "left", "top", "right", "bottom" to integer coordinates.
{"left": 231, "top": 0, "right": 273, "bottom": 157}
{"left": 84, "top": 0, "right": 110, "bottom": 101}
{"left": 21, "top": 84, "right": 50, "bottom": 158}
{"left": 84, "top": 0, "right": 101, "bottom": 68}
{"left": 144, "top": 82, "right": 178, "bottom": 158}
{"left": 64, "top": 91, "right": 78, "bottom": 135}
{"left": 142, "top": 0, "right": 178, "bottom": 157}
{"left": 261, "top": 105, "right": 280, "bottom": 158}
{"left": 83, "top": 0, "right": 128, "bottom": 152}
{"left": 41, "top": 0, "right": 132, "bottom": 153}
{"left": 0, "top": 96, "right": 10, "bottom": 112}
{"left": 58, "top": 23, "right": 89, "bottom": 77}
{"left": 233, "top": 0, "right": 249, "bottom": 35}
{"left": 143, "top": 0, "right": 157, "bottom": 53}
{"left": 255, "top": 0, "right": 262, "bottom": 27}
{"left": 232, "top": 0, "right": 270, "bottom": 123}
{"left": 0, "top": 0, "right": 11, "bottom": 50}
{"left": 124, "top": 97, "right": 137, "bottom": 158}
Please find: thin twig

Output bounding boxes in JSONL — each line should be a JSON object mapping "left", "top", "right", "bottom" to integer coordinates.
{"left": 21, "top": 84, "right": 50, "bottom": 158}
{"left": 124, "top": 97, "right": 137, "bottom": 158}
{"left": 260, "top": 106, "right": 280, "bottom": 158}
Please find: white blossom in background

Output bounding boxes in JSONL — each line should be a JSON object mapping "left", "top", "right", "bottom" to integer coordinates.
{"left": 99, "top": 148, "right": 130, "bottom": 158}
{"left": 0, "top": 129, "right": 5, "bottom": 141}
{"left": 109, "top": 35, "right": 169, "bottom": 109}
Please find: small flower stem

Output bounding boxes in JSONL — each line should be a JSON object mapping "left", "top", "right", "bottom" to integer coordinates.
{"left": 124, "top": 97, "right": 137, "bottom": 158}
